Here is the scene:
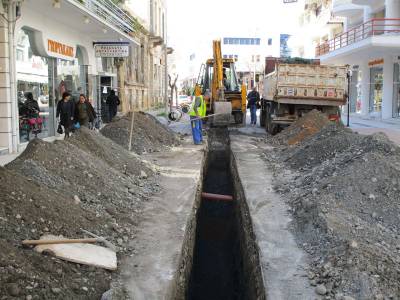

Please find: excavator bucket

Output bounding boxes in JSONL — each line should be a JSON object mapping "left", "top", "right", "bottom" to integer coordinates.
{"left": 212, "top": 102, "right": 232, "bottom": 126}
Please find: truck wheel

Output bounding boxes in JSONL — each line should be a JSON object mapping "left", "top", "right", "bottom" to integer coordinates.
{"left": 234, "top": 112, "right": 243, "bottom": 124}
{"left": 266, "top": 105, "right": 278, "bottom": 135}
{"left": 260, "top": 107, "right": 266, "bottom": 127}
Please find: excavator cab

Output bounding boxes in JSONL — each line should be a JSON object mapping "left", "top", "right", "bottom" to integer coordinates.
{"left": 194, "top": 41, "right": 247, "bottom": 125}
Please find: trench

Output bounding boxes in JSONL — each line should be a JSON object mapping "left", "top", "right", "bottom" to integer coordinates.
{"left": 184, "top": 128, "right": 265, "bottom": 300}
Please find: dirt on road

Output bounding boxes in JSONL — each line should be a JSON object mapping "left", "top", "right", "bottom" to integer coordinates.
{"left": 265, "top": 111, "right": 400, "bottom": 299}
{"left": 1, "top": 127, "right": 161, "bottom": 299}
{"left": 101, "top": 112, "right": 180, "bottom": 154}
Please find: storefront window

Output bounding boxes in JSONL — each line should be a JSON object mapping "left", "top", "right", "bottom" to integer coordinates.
{"left": 369, "top": 67, "right": 383, "bottom": 113}
{"left": 393, "top": 63, "right": 400, "bottom": 118}
{"left": 16, "top": 29, "right": 52, "bottom": 142}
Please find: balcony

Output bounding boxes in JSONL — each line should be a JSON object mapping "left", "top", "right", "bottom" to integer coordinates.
{"left": 67, "top": 0, "right": 144, "bottom": 39}
{"left": 332, "top": 0, "right": 364, "bottom": 18}
{"left": 316, "top": 18, "right": 400, "bottom": 56}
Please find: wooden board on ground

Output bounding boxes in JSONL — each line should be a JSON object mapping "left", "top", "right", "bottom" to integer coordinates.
{"left": 34, "top": 235, "right": 117, "bottom": 270}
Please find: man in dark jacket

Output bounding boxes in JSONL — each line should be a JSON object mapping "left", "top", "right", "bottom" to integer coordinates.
{"left": 106, "top": 90, "right": 120, "bottom": 122}
{"left": 21, "top": 92, "right": 40, "bottom": 117}
{"left": 247, "top": 87, "right": 260, "bottom": 126}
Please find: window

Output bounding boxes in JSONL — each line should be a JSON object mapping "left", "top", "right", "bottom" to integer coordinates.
{"left": 234, "top": 55, "right": 238, "bottom": 60}
{"left": 256, "top": 38, "right": 261, "bottom": 45}
{"left": 256, "top": 55, "right": 260, "bottom": 62}
{"left": 268, "top": 38, "right": 272, "bottom": 46}
{"left": 250, "top": 39, "right": 255, "bottom": 45}
{"left": 16, "top": 49, "right": 24, "bottom": 61}
{"left": 224, "top": 38, "right": 228, "bottom": 44}
{"left": 251, "top": 55, "right": 255, "bottom": 62}
{"left": 223, "top": 55, "right": 227, "bottom": 59}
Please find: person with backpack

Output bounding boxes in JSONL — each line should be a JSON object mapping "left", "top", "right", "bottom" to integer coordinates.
{"left": 56, "top": 92, "right": 75, "bottom": 139}
{"left": 75, "top": 94, "right": 96, "bottom": 128}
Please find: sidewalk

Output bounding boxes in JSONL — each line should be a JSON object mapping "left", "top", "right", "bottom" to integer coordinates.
{"left": 346, "top": 114, "right": 400, "bottom": 145}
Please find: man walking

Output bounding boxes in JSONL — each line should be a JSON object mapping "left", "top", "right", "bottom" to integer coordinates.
{"left": 189, "top": 95, "right": 206, "bottom": 145}
{"left": 106, "top": 90, "right": 120, "bottom": 122}
{"left": 247, "top": 87, "right": 260, "bottom": 126}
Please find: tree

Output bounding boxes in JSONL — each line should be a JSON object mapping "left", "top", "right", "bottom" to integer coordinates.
{"left": 168, "top": 74, "right": 178, "bottom": 109}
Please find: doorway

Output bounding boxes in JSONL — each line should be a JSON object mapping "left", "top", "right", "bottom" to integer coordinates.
{"left": 369, "top": 67, "right": 383, "bottom": 114}
{"left": 393, "top": 63, "right": 400, "bottom": 118}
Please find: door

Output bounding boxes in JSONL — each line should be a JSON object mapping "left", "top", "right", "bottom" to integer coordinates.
{"left": 393, "top": 63, "right": 400, "bottom": 117}
{"left": 369, "top": 67, "right": 383, "bottom": 114}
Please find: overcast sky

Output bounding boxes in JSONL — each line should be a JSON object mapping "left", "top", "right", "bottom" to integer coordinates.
{"left": 167, "top": 0, "right": 304, "bottom": 77}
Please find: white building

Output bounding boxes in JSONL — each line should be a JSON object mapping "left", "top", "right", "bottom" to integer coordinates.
{"left": 0, "top": 0, "right": 143, "bottom": 154}
{"left": 314, "top": 0, "right": 400, "bottom": 119}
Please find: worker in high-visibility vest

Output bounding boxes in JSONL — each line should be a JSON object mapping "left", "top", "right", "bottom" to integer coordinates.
{"left": 189, "top": 95, "right": 206, "bottom": 144}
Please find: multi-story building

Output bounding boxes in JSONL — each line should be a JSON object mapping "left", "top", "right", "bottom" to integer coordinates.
{"left": 313, "top": 0, "right": 400, "bottom": 120}
{"left": 0, "top": 0, "right": 170, "bottom": 155}
{"left": 123, "top": 0, "right": 170, "bottom": 112}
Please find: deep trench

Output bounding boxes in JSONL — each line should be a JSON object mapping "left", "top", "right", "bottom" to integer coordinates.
{"left": 186, "top": 128, "right": 265, "bottom": 300}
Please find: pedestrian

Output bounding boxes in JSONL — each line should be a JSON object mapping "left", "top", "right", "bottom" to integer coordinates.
{"left": 106, "top": 90, "right": 120, "bottom": 122}
{"left": 247, "top": 87, "right": 260, "bottom": 126}
{"left": 75, "top": 94, "right": 96, "bottom": 128}
{"left": 21, "top": 92, "right": 40, "bottom": 117}
{"left": 56, "top": 92, "right": 75, "bottom": 139}
{"left": 189, "top": 95, "right": 206, "bottom": 145}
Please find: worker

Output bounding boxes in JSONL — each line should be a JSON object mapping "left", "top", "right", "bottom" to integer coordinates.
{"left": 247, "top": 87, "right": 260, "bottom": 126}
{"left": 189, "top": 95, "right": 206, "bottom": 145}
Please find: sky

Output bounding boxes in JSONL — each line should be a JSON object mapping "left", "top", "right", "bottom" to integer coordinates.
{"left": 167, "top": 0, "right": 305, "bottom": 78}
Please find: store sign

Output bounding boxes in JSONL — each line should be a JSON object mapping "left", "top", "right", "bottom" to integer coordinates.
{"left": 94, "top": 43, "right": 129, "bottom": 58}
{"left": 47, "top": 39, "right": 74, "bottom": 59}
{"left": 368, "top": 58, "right": 384, "bottom": 67}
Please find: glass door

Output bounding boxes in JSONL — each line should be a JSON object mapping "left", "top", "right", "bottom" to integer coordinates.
{"left": 393, "top": 63, "right": 400, "bottom": 118}
{"left": 369, "top": 67, "right": 383, "bottom": 114}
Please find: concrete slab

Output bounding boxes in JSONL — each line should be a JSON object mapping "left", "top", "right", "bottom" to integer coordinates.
{"left": 230, "top": 135, "right": 317, "bottom": 300}
{"left": 120, "top": 140, "right": 204, "bottom": 299}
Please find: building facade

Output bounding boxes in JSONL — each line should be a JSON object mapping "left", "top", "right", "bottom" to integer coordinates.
{"left": 0, "top": 0, "right": 170, "bottom": 155}
{"left": 313, "top": 0, "right": 400, "bottom": 119}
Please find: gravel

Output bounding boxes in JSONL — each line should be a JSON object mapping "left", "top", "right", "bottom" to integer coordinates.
{"left": 1, "top": 126, "right": 162, "bottom": 299}
{"left": 101, "top": 112, "right": 180, "bottom": 154}
{"left": 264, "top": 111, "right": 400, "bottom": 299}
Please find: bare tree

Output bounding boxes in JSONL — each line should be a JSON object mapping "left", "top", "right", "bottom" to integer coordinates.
{"left": 168, "top": 74, "right": 178, "bottom": 109}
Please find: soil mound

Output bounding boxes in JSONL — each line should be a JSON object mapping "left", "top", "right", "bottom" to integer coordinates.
{"left": 273, "top": 110, "right": 331, "bottom": 145}
{"left": 0, "top": 167, "right": 110, "bottom": 299}
{"left": 101, "top": 112, "right": 180, "bottom": 154}
{"left": 3, "top": 131, "right": 159, "bottom": 299}
{"left": 268, "top": 126, "right": 400, "bottom": 298}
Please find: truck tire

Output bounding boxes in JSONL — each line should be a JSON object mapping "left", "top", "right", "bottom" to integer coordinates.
{"left": 266, "top": 104, "right": 279, "bottom": 135}
{"left": 234, "top": 112, "right": 243, "bottom": 124}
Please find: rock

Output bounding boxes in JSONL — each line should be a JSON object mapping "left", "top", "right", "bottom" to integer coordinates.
{"left": 117, "top": 238, "right": 123, "bottom": 245}
{"left": 371, "top": 177, "right": 378, "bottom": 183}
{"left": 140, "top": 170, "right": 148, "bottom": 179}
{"left": 349, "top": 240, "right": 358, "bottom": 249}
{"left": 342, "top": 296, "right": 355, "bottom": 300}
{"left": 16, "top": 214, "right": 21, "bottom": 220}
{"left": 73, "top": 195, "right": 81, "bottom": 204}
{"left": 101, "top": 289, "right": 113, "bottom": 300}
{"left": 310, "top": 279, "right": 317, "bottom": 286}
{"left": 308, "top": 271, "right": 315, "bottom": 280}
{"left": 375, "top": 295, "right": 384, "bottom": 300}
{"left": 369, "top": 194, "right": 376, "bottom": 200}
{"left": 51, "top": 288, "right": 61, "bottom": 294}
{"left": 26, "top": 295, "right": 33, "bottom": 300}
{"left": 106, "top": 206, "right": 117, "bottom": 216}
{"left": 82, "top": 286, "right": 88, "bottom": 292}
{"left": 316, "top": 284, "right": 327, "bottom": 295}
{"left": 7, "top": 283, "right": 20, "bottom": 296}
{"left": 87, "top": 173, "right": 93, "bottom": 178}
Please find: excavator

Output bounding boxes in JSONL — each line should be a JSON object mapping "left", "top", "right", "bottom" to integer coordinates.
{"left": 194, "top": 40, "right": 247, "bottom": 125}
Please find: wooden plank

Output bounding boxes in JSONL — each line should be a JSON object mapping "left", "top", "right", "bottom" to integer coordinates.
{"left": 34, "top": 235, "right": 117, "bottom": 271}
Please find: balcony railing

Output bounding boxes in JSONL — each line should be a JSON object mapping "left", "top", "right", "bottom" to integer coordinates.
{"left": 316, "top": 18, "right": 400, "bottom": 56}
{"left": 70, "top": 0, "right": 144, "bottom": 37}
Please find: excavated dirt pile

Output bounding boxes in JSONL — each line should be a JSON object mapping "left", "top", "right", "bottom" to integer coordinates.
{"left": 1, "top": 127, "right": 159, "bottom": 299}
{"left": 272, "top": 109, "right": 331, "bottom": 145}
{"left": 101, "top": 112, "right": 180, "bottom": 154}
{"left": 266, "top": 115, "right": 400, "bottom": 299}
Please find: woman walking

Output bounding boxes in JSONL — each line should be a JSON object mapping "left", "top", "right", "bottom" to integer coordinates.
{"left": 56, "top": 92, "right": 75, "bottom": 139}
{"left": 75, "top": 94, "right": 96, "bottom": 128}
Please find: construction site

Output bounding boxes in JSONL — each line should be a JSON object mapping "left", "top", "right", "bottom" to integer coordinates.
{"left": 2, "top": 0, "right": 400, "bottom": 299}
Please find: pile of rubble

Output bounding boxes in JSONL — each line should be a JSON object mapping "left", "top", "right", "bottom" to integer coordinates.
{"left": 1, "top": 127, "right": 160, "bottom": 299}
{"left": 267, "top": 111, "right": 400, "bottom": 299}
{"left": 101, "top": 112, "right": 180, "bottom": 154}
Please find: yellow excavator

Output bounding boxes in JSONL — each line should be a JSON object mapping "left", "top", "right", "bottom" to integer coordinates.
{"left": 194, "top": 40, "right": 247, "bottom": 124}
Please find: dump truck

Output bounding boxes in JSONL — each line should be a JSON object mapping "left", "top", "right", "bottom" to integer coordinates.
{"left": 260, "top": 58, "right": 348, "bottom": 134}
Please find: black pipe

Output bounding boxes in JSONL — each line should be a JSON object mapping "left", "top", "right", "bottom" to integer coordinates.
{"left": 347, "top": 70, "right": 351, "bottom": 127}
